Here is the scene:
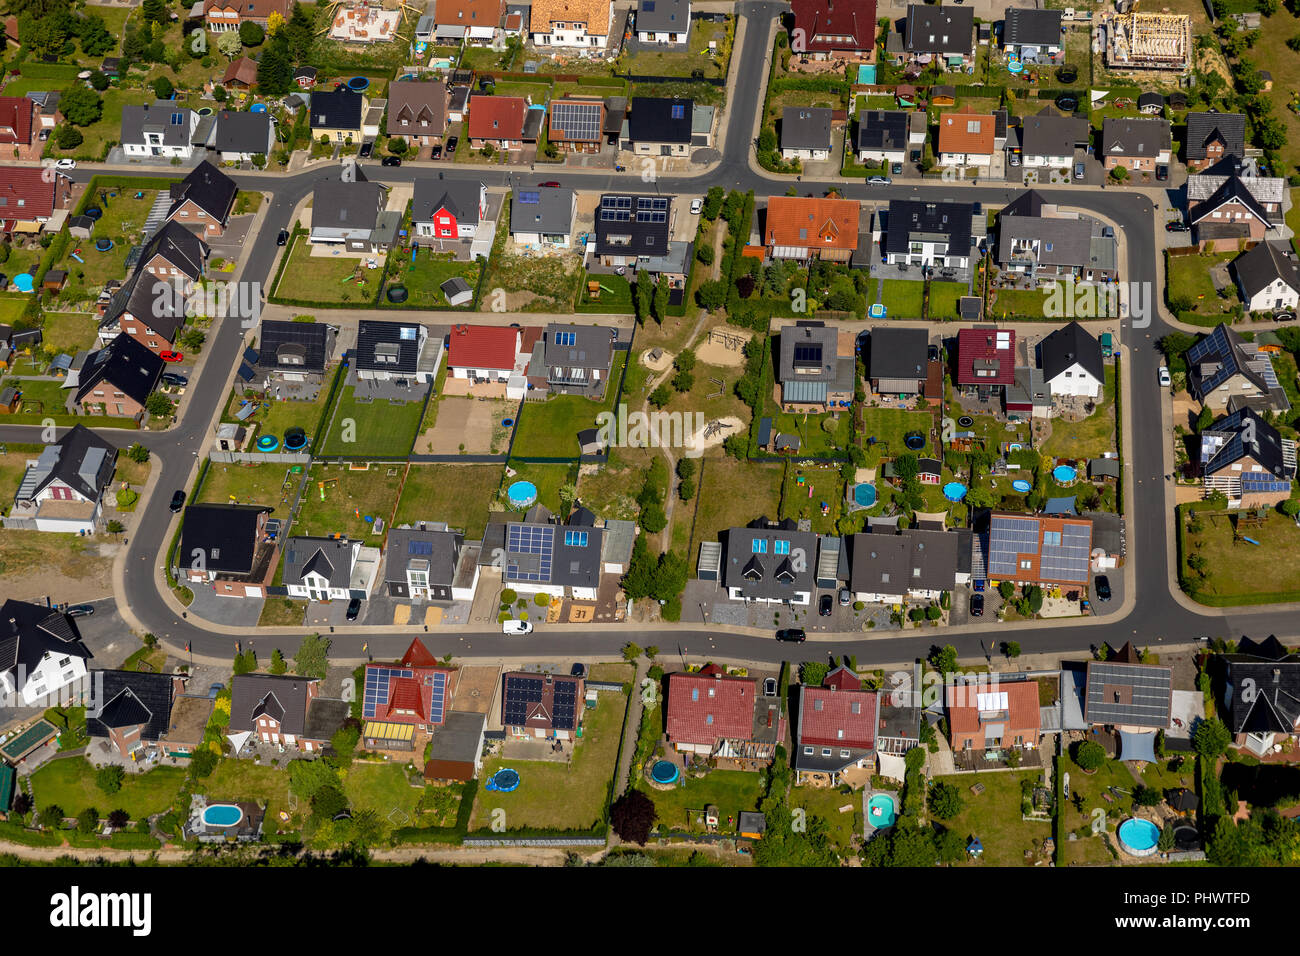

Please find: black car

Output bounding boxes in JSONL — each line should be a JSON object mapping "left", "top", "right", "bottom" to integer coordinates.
{"left": 346, "top": 598, "right": 362, "bottom": 621}
{"left": 161, "top": 371, "right": 189, "bottom": 387}
{"left": 276, "top": 229, "right": 290, "bottom": 245}
{"left": 970, "top": 593, "right": 984, "bottom": 617}
{"left": 381, "top": 155, "right": 402, "bottom": 167}
{"left": 66, "top": 603, "right": 95, "bottom": 618}
{"left": 570, "top": 663, "right": 587, "bottom": 678}
{"left": 1165, "top": 221, "right": 1189, "bottom": 232}
{"left": 819, "top": 594, "right": 833, "bottom": 616}
{"left": 446, "top": 135, "right": 458, "bottom": 154}
{"left": 1156, "top": 164, "right": 1169, "bottom": 181}
{"left": 776, "top": 628, "right": 807, "bottom": 643}
{"left": 169, "top": 490, "right": 186, "bottom": 513}
{"left": 359, "top": 141, "right": 373, "bottom": 158}
{"left": 891, "top": 161, "right": 903, "bottom": 175}
{"left": 1095, "top": 576, "right": 1112, "bottom": 601}
{"left": 430, "top": 145, "right": 442, "bottom": 160}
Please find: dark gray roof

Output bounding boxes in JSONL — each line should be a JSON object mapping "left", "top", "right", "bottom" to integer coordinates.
{"left": 1223, "top": 649, "right": 1300, "bottom": 735}
{"left": 595, "top": 193, "right": 672, "bottom": 259}
{"left": 997, "top": 213, "right": 1094, "bottom": 269}
{"left": 167, "top": 160, "right": 237, "bottom": 224}
{"left": 213, "top": 109, "right": 273, "bottom": 155}
{"left": 1201, "top": 406, "right": 1292, "bottom": 480}
{"left": 384, "top": 527, "right": 462, "bottom": 588}
{"left": 503, "top": 520, "right": 603, "bottom": 590}
{"left": 284, "top": 536, "right": 355, "bottom": 589}
{"left": 354, "top": 319, "right": 423, "bottom": 374}
{"left": 1101, "top": 116, "right": 1171, "bottom": 158}
{"left": 1185, "top": 111, "right": 1246, "bottom": 163}
{"left": 0, "top": 600, "right": 91, "bottom": 678}
{"left": 1018, "top": 107, "right": 1089, "bottom": 158}
{"left": 15, "top": 424, "right": 117, "bottom": 503}
{"left": 99, "top": 271, "right": 187, "bottom": 342}
{"left": 1187, "top": 324, "right": 1283, "bottom": 407}
{"left": 512, "top": 186, "right": 576, "bottom": 236}
{"left": 74, "top": 333, "right": 164, "bottom": 409}
{"left": 429, "top": 710, "right": 486, "bottom": 765}
{"left": 778, "top": 322, "right": 839, "bottom": 385}
{"left": 781, "top": 106, "right": 832, "bottom": 151}
{"left": 230, "top": 674, "right": 317, "bottom": 737}
{"left": 312, "top": 180, "right": 385, "bottom": 235}
{"left": 1084, "top": 660, "right": 1173, "bottom": 729}
{"left": 139, "top": 220, "right": 209, "bottom": 281}
{"left": 1002, "top": 8, "right": 1061, "bottom": 46}
{"left": 86, "top": 669, "right": 173, "bottom": 741}
{"left": 905, "top": 3, "right": 975, "bottom": 54}
{"left": 721, "top": 520, "right": 819, "bottom": 601}
{"left": 1232, "top": 240, "right": 1300, "bottom": 301}
{"left": 628, "top": 97, "right": 693, "bottom": 144}
{"left": 883, "top": 199, "right": 973, "bottom": 257}
{"left": 867, "top": 326, "right": 927, "bottom": 381}
{"left": 309, "top": 88, "right": 364, "bottom": 130}
{"left": 856, "top": 109, "right": 908, "bottom": 153}
{"left": 1040, "top": 320, "right": 1104, "bottom": 385}
{"left": 849, "top": 528, "right": 958, "bottom": 594}
{"left": 543, "top": 323, "right": 613, "bottom": 374}
{"left": 637, "top": 0, "right": 689, "bottom": 34}
{"left": 120, "top": 102, "right": 192, "bottom": 149}
{"left": 180, "top": 504, "right": 270, "bottom": 575}
{"left": 254, "top": 320, "right": 334, "bottom": 374}
{"left": 304, "top": 697, "right": 350, "bottom": 742}
{"left": 413, "top": 178, "right": 483, "bottom": 227}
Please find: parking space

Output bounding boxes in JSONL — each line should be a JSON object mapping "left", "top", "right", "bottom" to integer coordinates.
{"left": 186, "top": 586, "right": 266, "bottom": 628}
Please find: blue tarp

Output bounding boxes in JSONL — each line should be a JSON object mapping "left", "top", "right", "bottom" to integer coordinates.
{"left": 1118, "top": 730, "right": 1158, "bottom": 764}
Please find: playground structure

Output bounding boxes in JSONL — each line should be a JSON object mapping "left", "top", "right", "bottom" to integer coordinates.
{"left": 585, "top": 279, "right": 616, "bottom": 300}
{"left": 707, "top": 328, "right": 747, "bottom": 351}
{"left": 1103, "top": 12, "right": 1191, "bottom": 72}
{"left": 318, "top": 477, "right": 339, "bottom": 500}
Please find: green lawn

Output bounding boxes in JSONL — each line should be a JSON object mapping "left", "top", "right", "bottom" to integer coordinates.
{"left": 791, "top": 786, "right": 864, "bottom": 854}
{"left": 29, "top": 759, "right": 185, "bottom": 819}
{"left": 47, "top": 87, "right": 159, "bottom": 160}
{"left": 510, "top": 352, "right": 627, "bottom": 458}
{"left": 0, "top": 447, "right": 41, "bottom": 513}
{"left": 343, "top": 761, "right": 424, "bottom": 823}
{"left": 766, "top": 407, "right": 854, "bottom": 457}
{"left": 859, "top": 406, "right": 933, "bottom": 465}
{"left": 292, "top": 463, "right": 406, "bottom": 539}
{"left": 0, "top": 294, "right": 31, "bottom": 325}
{"left": 501, "top": 460, "right": 577, "bottom": 515}
{"left": 384, "top": 250, "right": 480, "bottom": 310}
{"left": 56, "top": 188, "right": 159, "bottom": 294}
{"left": 879, "top": 279, "right": 925, "bottom": 318}
{"left": 576, "top": 272, "right": 635, "bottom": 313}
{"left": 470, "top": 688, "right": 627, "bottom": 832}
{"left": 481, "top": 252, "right": 584, "bottom": 312}
{"left": 1058, "top": 748, "right": 1136, "bottom": 853}
{"left": 40, "top": 312, "right": 98, "bottom": 355}
{"left": 781, "top": 462, "right": 846, "bottom": 534}
{"left": 1041, "top": 364, "right": 1117, "bottom": 460}
{"left": 689, "top": 457, "right": 785, "bottom": 568}
{"left": 319, "top": 385, "right": 427, "bottom": 458}
{"left": 393, "top": 463, "right": 504, "bottom": 538}
{"left": 273, "top": 236, "right": 381, "bottom": 305}
{"left": 1178, "top": 506, "right": 1300, "bottom": 605}
{"left": 625, "top": 18, "right": 732, "bottom": 78}
{"left": 1165, "top": 251, "right": 1241, "bottom": 321}
{"left": 197, "top": 459, "right": 299, "bottom": 508}
{"left": 928, "top": 281, "right": 966, "bottom": 320}
{"left": 223, "top": 369, "right": 337, "bottom": 448}
{"left": 199, "top": 759, "right": 295, "bottom": 831}
{"left": 989, "top": 287, "right": 1049, "bottom": 319}
{"left": 931, "top": 769, "right": 1053, "bottom": 866}
{"left": 639, "top": 769, "right": 766, "bottom": 836}
{"left": 259, "top": 597, "right": 307, "bottom": 627}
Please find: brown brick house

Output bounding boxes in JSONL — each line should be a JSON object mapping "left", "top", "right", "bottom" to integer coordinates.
{"left": 165, "top": 161, "right": 238, "bottom": 239}
{"left": 945, "top": 679, "right": 1041, "bottom": 753}
{"left": 86, "top": 670, "right": 185, "bottom": 758}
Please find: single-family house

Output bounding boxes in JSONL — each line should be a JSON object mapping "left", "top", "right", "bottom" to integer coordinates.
{"left": 788, "top": 0, "right": 877, "bottom": 59}
{"left": 230, "top": 673, "right": 346, "bottom": 752}
{"left": 1100, "top": 116, "right": 1171, "bottom": 175}
{"left": 937, "top": 110, "right": 995, "bottom": 167}
{"left": 1186, "top": 323, "right": 1290, "bottom": 414}
{"left": 4, "top": 425, "right": 118, "bottom": 534}
{"left": 0, "top": 95, "right": 34, "bottom": 153}
{"left": 665, "top": 664, "right": 785, "bottom": 769}
{"left": 904, "top": 3, "right": 975, "bottom": 68}
{"left": 983, "top": 511, "right": 1093, "bottom": 588}
{"left": 780, "top": 106, "right": 833, "bottom": 162}
{"left": 1188, "top": 162, "right": 1286, "bottom": 251}
{"left": 627, "top": 97, "right": 693, "bottom": 157}
{"left": 137, "top": 220, "right": 209, "bottom": 287}
{"left": 793, "top": 666, "right": 878, "bottom": 786}
{"left": 593, "top": 192, "right": 672, "bottom": 266}
{"left": 360, "top": 638, "right": 459, "bottom": 750}
{"left": 283, "top": 536, "right": 381, "bottom": 602}
{"left": 529, "top": 0, "right": 613, "bottom": 50}
{"left": 1199, "top": 406, "right": 1296, "bottom": 508}
{"left": 0, "top": 166, "right": 72, "bottom": 233}
{"left": 179, "top": 503, "right": 276, "bottom": 597}
{"left": 120, "top": 102, "right": 198, "bottom": 160}
{"left": 1185, "top": 111, "right": 1246, "bottom": 172}
{"left": 309, "top": 87, "right": 366, "bottom": 144}
{"left": 636, "top": 0, "right": 690, "bottom": 43}
{"left": 86, "top": 670, "right": 181, "bottom": 759}
{"left": 1233, "top": 240, "right": 1300, "bottom": 313}
{"left": 354, "top": 319, "right": 438, "bottom": 384}
{"left": 308, "top": 175, "right": 393, "bottom": 253}
{"left": 201, "top": 0, "right": 294, "bottom": 33}
{"left": 866, "top": 325, "right": 928, "bottom": 395}
{"left": 387, "top": 80, "right": 448, "bottom": 147}
{"left": 491, "top": 512, "right": 604, "bottom": 600}
{"left": 251, "top": 319, "right": 336, "bottom": 390}
{"left": 1018, "top": 107, "right": 1088, "bottom": 168}
{"left": 511, "top": 186, "right": 578, "bottom": 247}
{"left": 501, "top": 671, "right": 584, "bottom": 740}
{"left": 547, "top": 97, "right": 605, "bottom": 153}
{"left": 1222, "top": 638, "right": 1300, "bottom": 756}
{"left": 855, "top": 109, "right": 908, "bottom": 165}
{"left": 72, "top": 333, "right": 164, "bottom": 421}
{"left": 776, "top": 320, "right": 855, "bottom": 411}
{"left": 719, "top": 518, "right": 820, "bottom": 605}
{"left": 946, "top": 678, "right": 1041, "bottom": 753}
{"left": 221, "top": 56, "right": 258, "bottom": 90}
{"left": 1039, "top": 320, "right": 1104, "bottom": 399}
{"left": 432, "top": 0, "right": 504, "bottom": 43}
{"left": 447, "top": 323, "right": 522, "bottom": 383}
{"left": 165, "top": 161, "right": 238, "bottom": 238}
{"left": 956, "top": 326, "right": 1015, "bottom": 401}
{"left": 877, "top": 199, "right": 973, "bottom": 271}
{"left": 96, "top": 271, "right": 187, "bottom": 356}
{"left": 0, "top": 599, "right": 92, "bottom": 707}
{"left": 1001, "top": 7, "right": 1062, "bottom": 60}
{"left": 467, "top": 94, "right": 528, "bottom": 149}
{"left": 543, "top": 322, "right": 615, "bottom": 399}
{"left": 424, "top": 710, "right": 488, "bottom": 783}
{"left": 383, "top": 525, "right": 480, "bottom": 601}
{"left": 412, "top": 177, "right": 487, "bottom": 247}
{"left": 765, "top": 194, "right": 859, "bottom": 262}
{"left": 209, "top": 109, "right": 274, "bottom": 163}
{"left": 1084, "top": 653, "right": 1173, "bottom": 746}
{"left": 849, "top": 527, "right": 960, "bottom": 603}
{"left": 996, "top": 189, "right": 1117, "bottom": 286}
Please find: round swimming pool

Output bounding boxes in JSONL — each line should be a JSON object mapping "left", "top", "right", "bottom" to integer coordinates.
{"left": 10, "top": 274, "right": 33, "bottom": 293}
{"left": 650, "top": 760, "right": 679, "bottom": 785}
{"left": 1052, "top": 464, "right": 1078, "bottom": 484}
{"left": 943, "top": 482, "right": 968, "bottom": 502}
{"left": 867, "top": 794, "right": 897, "bottom": 828}
{"left": 506, "top": 480, "right": 537, "bottom": 508}
{"left": 854, "top": 483, "right": 877, "bottom": 507}
{"left": 256, "top": 434, "right": 280, "bottom": 452}
{"left": 1118, "top": 817, "right": 1160, "bottom": 856}
{"left": 202, "top": 804, "right": 243, "bottom": 828}
{"left": 1011, "top": 479, "right": 1032, "bottom": 493}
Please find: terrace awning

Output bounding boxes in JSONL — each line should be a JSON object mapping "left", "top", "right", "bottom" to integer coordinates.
{"left": 1117, "top": 729, "right": 1158, "bottom": 764}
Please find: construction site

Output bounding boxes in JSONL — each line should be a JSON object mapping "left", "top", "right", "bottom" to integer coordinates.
{"left": 1099, "top": 9, "right": 1192, "bottom": 72}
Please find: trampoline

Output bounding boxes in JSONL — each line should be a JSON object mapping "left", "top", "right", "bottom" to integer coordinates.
{"left": 502, "top": 418, "right": 515, "bottom": 427}
{"left": 904, "top": 433, "right": 925, "bottom": 450}
{"left": 347, "top": 76, "right": 370, "bottom": 91}
{"left": 94, "top": 238, "right": 113, "bottom": 251}
{"left": 957, "top": 416, "right": 974, "bottom": 429}
{"left": 256, "top": 434, "right": 280, "bottom": 452}
{"left": 486, "top": 768, "right": 520, "bottom": 792}
{"left": 943, "top": 482, "right": 968, "bottom": 502}
{"left": 386, "top": 285, "right": 408, "bottom": 303}
{"left": 283, "top": 427, "right": 307, "bottom": 451}
{"left": 197, "top": 107, "right": 214, "bottom": 117}
{"left": 854, "top": 483, "right": 877, "bottom": 508}
{"left": 84, "top": 206, "right": 103, "bottom": 221}
{"left": 506, "top": 480, "right": 537, "bottom": 509}
{"left": 1052, "top": 465, "right": 1077, "bottom": 484}
{"left": 1011, "top": 479, "right": 1033, "bottom": 493}
{"left": 650, "top": 760, "right": 679, "bottom": 785}
{"left": 10, "top": 274, "right": 33, "bottom": 293}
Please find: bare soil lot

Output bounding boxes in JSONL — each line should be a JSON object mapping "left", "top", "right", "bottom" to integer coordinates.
{"left": 417, "top": 396, "right": 517, "bottom": 455}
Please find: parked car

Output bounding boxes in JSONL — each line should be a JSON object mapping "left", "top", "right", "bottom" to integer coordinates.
{"left": 838, "top": 587, "right": 851, "bottom": 606}
{"left": 502, "top": 619, "right": 533, "bottom": 635}
{"left": 38, "top": 128, "right": 49, "bottom": 141}
{"left": 346, "top": 597, "right": 361, "bottom": 621}
{"left": 868, "top": 175, "right": 892, "bottom": 185}
{"left": 1095, "top": 576, "right": 1112, "bottom": 601}
{"left": 1073, "top": 162, "right": 1086, "bottom": 180}
{"left": 1008, "top": 152, "right": 1021, "bottom": 167}
{"left": 276, "top": 229, "right": 290, "bottom": 245}
{"left": 1158, "top": 365, "right": 1171, "bottom": 387}
{"left": 1275, "top": 310, "right": 1297, "bottom": 323}
{"left": 382, "top": 156, "right": 402, "bottom": 167}
{"left": 891, "top": 161, "right": 903, "bottom": 175}
{"left": 160, "top": 350, "right": 183, "bottom": 363}
{"left": 690, "top": 198, "right": 703, "bottom": 215}
{"left": 430, "top": 145, "right": 442, "bottom": 159}
{"left": 970, "top": 593, "right": 984, "bottom": 617}
{"left": 161, "top": 372, "right": 189, "bottom": 387}
{"left": 208, "top": 683, "right": 225, "bottom": 699}
{"left": 55, "top": 158, "right": 76, "bottom": 170}
{"left": 775, "top": 628, "right": 806, "bottom": 643}
{"left": 1165, "top": 220, "right": 1189, "bottom": 232}
{"left": 359, "top": 141, "right": 373, "bottom": 158}
{"left": 169, "top": 490, "right": 186, "bottom": 513}
{"left": 445, "top": 136, "right": 458, "bottom": 154}
{"left": 819, "top": 594, "right": 833, "bottom": 616}
{"left": 539, "top": 180, "right": 561, "bottom": 188}
{"left": 1156, "top": 164, "right": 1168, "bottom": 181}
{"left": 65, "top": 604, "right": 95, "bottom": 618}
{"left": 570, "top": 663, "right": 586, "bottom": 678}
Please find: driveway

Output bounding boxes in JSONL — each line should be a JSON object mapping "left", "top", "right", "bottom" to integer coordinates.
{"left": 186, "top": 586, "right": 266, "bottom": 628}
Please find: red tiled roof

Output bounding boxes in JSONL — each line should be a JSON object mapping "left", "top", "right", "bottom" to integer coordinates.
{"left": 765, "top": 195, "right": 860, "bottom": 252}
{"left": 468, "top": 95, "right": 526, "bottom": 141}
{"left": 447, "top": 324, "right": 519, "bottom": 371}
{"left": 401, "top": 637, "right": 439, "bottom": 668}
{"left": 789, "top": 0, "right": 877, "bottom": 53}
{"left": 384, "top": 675, "right": 429, "bottom": 720}
{"left": 798, "top": 685, "right": 876, "bottom": 749}
{"left": 957, "top": 327, "right": 1016, "bottom": 386}
{"left": 946, "top": 680, "right": 1041, "bottom": 738}
{"left": 223, "top": 56, "right": 258, "bottom": 86}
{"left": 0, "top": 95, "right": 33, "bottom": 146}
{"left": 823, "top": 665, "right": 863, "bottom": 691}
{"left": 0, "top": 167, "right": 58, "bottom": 219}
{"left": 937, "top": 111, "right": 996, "bottom": 156}
{"left": 665, "top": 672, "right": 755, "bottom": 746}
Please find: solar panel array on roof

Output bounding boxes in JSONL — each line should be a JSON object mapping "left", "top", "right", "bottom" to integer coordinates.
{"left": 555, "top": 330, "right": 576, "bottom": 347}
{"left": 363, "top": 666, "right": 447, "bottom": 722}
{"left": 408, "top": 539, "right": 433, "bottom": 556}
{"left": 519, "top": 190, "right": 540, "bottom": 204}
{"left": 636, "top": 196, "right": 668, "bottom": 223}
{"left": 1040, "top": 522, "right": 1090, "bottom": 581}
{"left": 1241, "top": 477, "right": 1291, "bottom": 493}
{"left": 986, "top": 516, "right": 1038, "bottom": 577}
{"left": 507, "top": 524, "right": 554, "bottom": 582}
{"left": 551, "top": 101, "right": 602, "bottom": 142}
{"left": 1086, "top": 662, "right": 1172, "bottom": 726}
{"left": 601, "top": 195, "right": 632, "bottom": 221}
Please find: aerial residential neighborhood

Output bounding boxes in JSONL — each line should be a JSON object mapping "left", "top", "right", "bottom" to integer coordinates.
{"left": 0, "top": 0, "right": 1295, "bottom": 914}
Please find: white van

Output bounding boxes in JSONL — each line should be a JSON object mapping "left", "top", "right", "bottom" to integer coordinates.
{"left": 502, "top": 620, "right": 533, "bottom": 635}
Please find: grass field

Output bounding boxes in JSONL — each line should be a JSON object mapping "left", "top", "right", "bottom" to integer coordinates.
{"left": 258, "top": 597, "right": 306, "bottom": 627}
{"left": 510, "top": 352, "right": 627, "bottom": 458}
{"left": 689, "top": 457, "right": 784, "bottom": 568}
{"left": 40, "top": 313, "right": 99, "bottom": 355}
{"left": 928, "top": 281, "right": 966, "bottom": 320}
{"left": 1058, "top": 747, "right": 1135, "bottom": 859}
{"left": 1041, "top": 364, "right": 1117, "bottom": 460}
{"left": 29, "top": 758, "right": 185, "bottom": 819}
{"left": 859, "top": 406, "right": 933, "bottom": 465}
{"left": 0, "top": 448, "right": 40, "bottom": 513}
{"left": 791, "top": 786, "right": 863, "bottom": 854}
{"left": 393, "top": 463, "right": 504, "bottom": 538}
{"left": 879, "top": 279, "right": 925, "bottom": 318}
{"left": 0, "top": 293, "right": 30, "bottom": 325}
{"left": 625, "top": 18, "right": 732, "bottom": 79}
{"left": 470, "top": 688, "right": 627, "bottom": 832}
{"left": 224, "top": 371, "right": 337, "bottom": 449}
{"left": 343, "top": 761, "right": 424, "bottom": 824}
{"left": 1178, "top": 506, "right": 1300, "bottom": 605}
{"left": 385, "top": 251, "right": 480, "bottom": 311}
{"left": 292, "top": 463, "right": 406, "bottom": 539}
{"left": 639, "top": 769, "right": 766, "bottom": 835}
{"left": 1165, "top": 251, "right": 1240, "bottom": 319}
{"left": 781, "top": 462, "right": 845, "bottom": 534}
{"left": 197, "top": 460, "right": 297, "bottom": 508}
{"left": 764, "top": 408, "right": 854, "bottom": 456}
{"left": 56, "top": 189, "right": 159, "bottom": 292}
{"left": 989, "top": 287, "right": 1050, "bottom": 319}
{"left": 199, "top": 759, "right": 295, "bottom": 831}
{"left": 931, "top": 769, "right": 1053, "bottom": 866}
{"left": 319, "top": 385, "right": 427, "bottom": 458}
{"left": 273, "top": 237, "right": 382, "bottom": 304}
{"left": 576, "top": 272, "right": 635, "bottom": 313}
{"left": 502, "top": 460, "right": 577, "bottom": 515}
{"left": 0, "top": 528, "right": 113, "bottom": 582}
{"left": 575, "top": 444, "right": 652, "bottom": 522}
{"left": 0, "top": 375, "right": 136, "bottom": 428}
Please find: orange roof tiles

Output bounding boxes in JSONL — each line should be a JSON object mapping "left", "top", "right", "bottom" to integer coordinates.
{"left": 938, "top": 111, "right": 996, "bottom": 155}
{"left": 764, "top": 195, "right": 860, "bottom": 252}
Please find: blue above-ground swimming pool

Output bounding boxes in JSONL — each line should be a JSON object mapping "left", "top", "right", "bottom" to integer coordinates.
{"left": 1118, "top": 817, "right": 1160, "bottom": 856}
{"left": 867, "top": 794, "right": 897, "bottom": 828}
{"left": 202, "top": 804, "right": 243, "bottom": 828}
{"left": 11, "top": 274, "right": 33, "bottom": 293}
{"left": 943, "top": 482, "right": 968, "bottom": 502}
{"left": 506, "top": 480, "right": 537, "bottom": 508}
{"left": 1053, "top": 464, "right": 1078, "bottom": 483}
{"left": 854, "top": 483, "right": 877, "bottom": 508}
{"left": 1011, "top": 479, "right": 1033, "bottom": 493}
{"left": 651, "top": 760, "right": 679, "bottom": 785}
{"left": 256, "top": 434, "right": 279, "bottom": 452}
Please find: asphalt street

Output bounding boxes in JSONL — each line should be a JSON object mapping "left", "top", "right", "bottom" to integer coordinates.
{"left": 0, "top": 1, "right": 1292, "bottom": 668}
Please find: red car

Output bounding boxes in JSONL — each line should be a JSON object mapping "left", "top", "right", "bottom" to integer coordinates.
{"left": 160, "top": 351, "right": 184, "bottom": 363}
{"left": 539, "top": 181, "right": 561, "bottom": 187}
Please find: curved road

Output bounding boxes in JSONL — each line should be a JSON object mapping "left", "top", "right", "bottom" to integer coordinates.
{"left": 2, "top": 1, "right": 1294, "bottom": 667}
